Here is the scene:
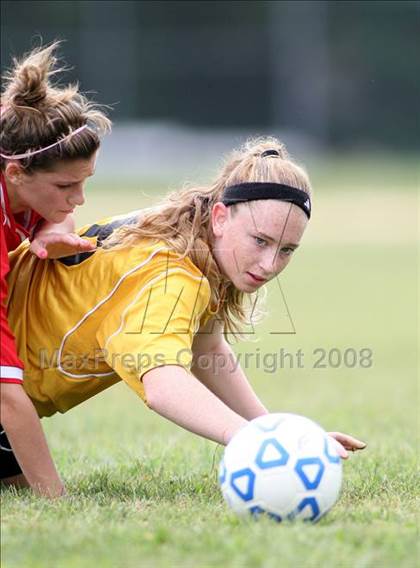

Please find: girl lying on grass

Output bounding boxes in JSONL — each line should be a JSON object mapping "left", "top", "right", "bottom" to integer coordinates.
{"left": 1, "top": 137, "right": 366, "bottom": 496}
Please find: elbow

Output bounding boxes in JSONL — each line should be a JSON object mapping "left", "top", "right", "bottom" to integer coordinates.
{"left": 144, "top": 387, "right": 159, "bottom": 412}
{"left": 142, "top": 366, "right": 178, "bottom": 412}
{"left": 142, "top": 370, "right": 164, "bottom": 412}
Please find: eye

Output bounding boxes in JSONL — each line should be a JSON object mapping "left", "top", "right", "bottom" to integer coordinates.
{"left": 253, "top": 236, "right": 268, "bottom": 247}
{"left": 279, "top": 247, "right": 295, "bottom": 256}
{"left": 56, "top": 183, "right": 74, "bottom": 189}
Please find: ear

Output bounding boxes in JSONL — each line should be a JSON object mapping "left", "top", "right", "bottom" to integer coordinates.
{"left": 211, "top": 202, "right": 229, "bottom": 238}
{"left": 5, "top": 162, "right": 27, "bottom": 185}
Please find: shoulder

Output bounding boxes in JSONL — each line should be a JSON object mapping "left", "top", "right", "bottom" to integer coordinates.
{"left": 137, "top": 245, "right": 212, "bottom": 305}
{"left": 119, "top": 244, "right": 213, "bottom": 325}
{"left": 77, "top": 211, "right": 141, "bottom": 243}
{"left": 91, "top": 238, "right": 212, "bottom": 313}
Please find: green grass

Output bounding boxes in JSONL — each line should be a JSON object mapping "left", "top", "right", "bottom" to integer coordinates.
{"left": 1, "top": 156, "right": 418, "bottom": 568}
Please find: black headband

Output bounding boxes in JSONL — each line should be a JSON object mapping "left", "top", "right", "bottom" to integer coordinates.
{"left": 221, "top": 182, "right": 311, "bottom": 219}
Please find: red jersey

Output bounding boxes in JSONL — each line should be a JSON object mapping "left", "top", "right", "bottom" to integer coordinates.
{"left": 1, "top": 173, "right": 43, "bottom": 383}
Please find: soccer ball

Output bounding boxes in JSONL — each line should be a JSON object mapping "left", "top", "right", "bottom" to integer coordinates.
{"left": 219, "top": 413, "right": 342, "bottom": 523}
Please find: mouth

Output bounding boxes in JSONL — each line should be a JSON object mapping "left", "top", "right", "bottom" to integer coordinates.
{"left": 246, "top": 272, "right": 267, "bottom": 284}
{"left": 60, "top": 208, "right": 75, "bottom": 214}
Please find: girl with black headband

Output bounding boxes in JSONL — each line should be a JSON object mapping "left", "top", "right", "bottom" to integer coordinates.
{"left": 2, "top": 137, "right": 365, "bottom": 497}
{"left": 0, "top": 42, "right": 111, "bottom": 496}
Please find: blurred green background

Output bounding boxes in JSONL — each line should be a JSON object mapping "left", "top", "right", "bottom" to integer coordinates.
{"left": 2, "top": 0, "right": 419, "bottom": 150}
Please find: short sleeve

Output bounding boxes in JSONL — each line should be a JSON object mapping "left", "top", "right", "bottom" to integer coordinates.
{"left": 96, "top": 265, "right": 210, "bottom": 402}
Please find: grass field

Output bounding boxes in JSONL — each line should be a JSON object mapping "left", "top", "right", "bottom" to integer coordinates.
{"left": 1, "top": 156, "right": 418, "bottom": 568}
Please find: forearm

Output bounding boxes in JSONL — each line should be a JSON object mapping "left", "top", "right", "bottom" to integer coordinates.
{"left": 1, "top": 385, "right": 64, "bottom": 497}
{"left": 191, "top": 341, "right": 268, "bottom": 420}
{"left": 143, "top": 365, "right": 248, "bottom": 445}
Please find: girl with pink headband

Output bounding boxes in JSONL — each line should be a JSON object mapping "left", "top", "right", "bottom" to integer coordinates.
{"left": 0, "top": 41, "right": 111, "bottom": 496}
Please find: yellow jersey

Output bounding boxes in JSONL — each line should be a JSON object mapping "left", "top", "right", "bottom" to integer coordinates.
{"left": 6, "top": 212, "right": 216, "bottom": 418}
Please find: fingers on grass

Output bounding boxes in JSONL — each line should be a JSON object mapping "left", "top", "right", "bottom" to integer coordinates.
{"left": 333, "top": 440, "right": 349, "bottom": 460}
{"left": 330, "top": 432, "right": 367, "bottom": 450}
{"left": 345, "top": 436, "right": 367, "bottom": 449}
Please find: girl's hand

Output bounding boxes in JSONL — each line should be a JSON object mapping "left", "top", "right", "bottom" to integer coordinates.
{"left": 328, "top": 431, "right": 367, "bottom": 460}
{"left": 30, "top": 232, "right": 96, "bottom": 259}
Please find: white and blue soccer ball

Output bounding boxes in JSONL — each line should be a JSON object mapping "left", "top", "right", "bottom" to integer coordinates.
{"left": 219, "top": 413, "right": 342, "bottom": 523}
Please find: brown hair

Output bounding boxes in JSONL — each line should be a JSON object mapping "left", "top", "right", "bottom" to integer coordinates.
{"left": 104, "top": 136, "right": 312, "bottom": 337}
{"left": 0, "top": 41, "right": 111, "bottom": 172}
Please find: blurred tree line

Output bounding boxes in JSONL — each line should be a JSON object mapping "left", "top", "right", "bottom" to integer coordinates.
{"left": 1, "top": 0, "right": 418, "bottom": 150}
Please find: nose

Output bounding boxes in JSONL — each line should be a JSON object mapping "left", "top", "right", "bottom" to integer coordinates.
{"left": 68, "top": 184, "right": 85, "bottom": 207}
{"left": 258, "top": 250, "right": 287, "bottom": 277}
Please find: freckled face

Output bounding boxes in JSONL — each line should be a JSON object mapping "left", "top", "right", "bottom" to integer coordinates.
{"left": 211, "top": 200, "right": 308, "bottom": 292}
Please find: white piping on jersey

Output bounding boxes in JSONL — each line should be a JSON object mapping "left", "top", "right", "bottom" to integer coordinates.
{"left": 57, "top": 246, "right": 167, "bottom": 379}
{"left": 0, "top": 365, "right": 23, "bottom": 380}
{"left": 57, "top": 247, "right": 208, "bottom": 379}
{"left": 0, "top": 181, "right": 11, "bottom": 228}
{"left": 103, "top": 267, "right": 208, "bottom": 351}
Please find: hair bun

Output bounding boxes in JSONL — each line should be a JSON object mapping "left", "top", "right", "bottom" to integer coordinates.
{"left": 3, "top": 43, "right": 58, "bottom": 110}
{"left": 12, "top": 64, "right": 48, "bottom": 107}
{"left": 1, "top": 42, "right": 112, "bottom": 172}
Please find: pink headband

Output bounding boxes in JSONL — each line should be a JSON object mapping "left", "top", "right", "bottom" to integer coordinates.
{"left": 0, "top": 124, "right": 88, "bottom": 160}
